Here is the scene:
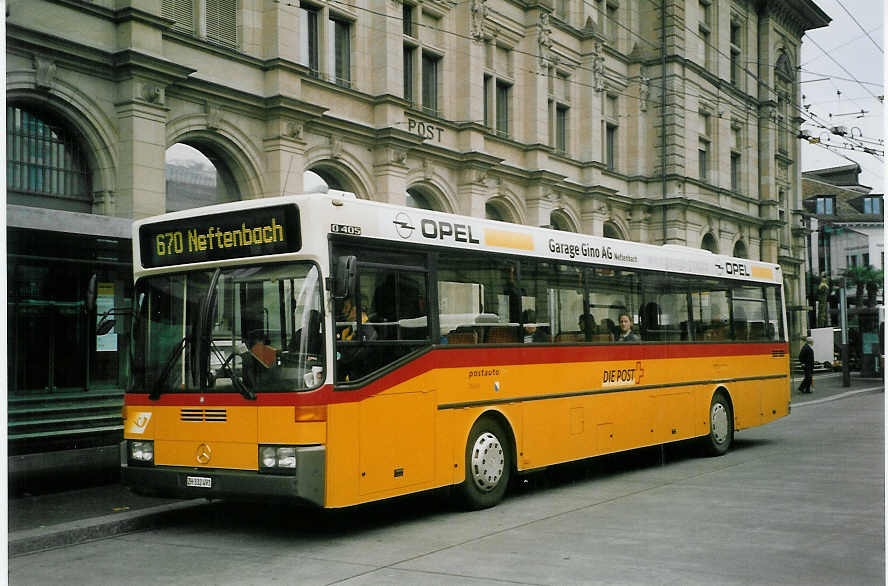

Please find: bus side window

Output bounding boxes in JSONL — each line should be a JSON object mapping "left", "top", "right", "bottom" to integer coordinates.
{"left": 686, "top": 278, "right": 730, "bottom": 341}
{"left": 438, "top": 252, "right": 518, "bottom": 344}
{"left": 332, "top": 249, "right": 431, "bottom": 383}
{"left": 588, "top": 267, "right": 640, "bottom": 342}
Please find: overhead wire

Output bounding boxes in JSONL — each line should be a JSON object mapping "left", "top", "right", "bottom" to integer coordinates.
{"left": 800, "top": 24, "right": 883, "bottom": 66}
{"left": 830, "top": 0, "right": 882, "bottom": 55}
{"left": 802, "top": 33, "right": 882, "bottom": 103}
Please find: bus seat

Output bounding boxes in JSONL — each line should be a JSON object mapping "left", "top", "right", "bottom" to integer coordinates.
{"left": 554, "top": 332, "right": 583, "bottom": 343}
{"left": 486, "top": 326, "right": 519, "bottom": 344}
{"left": 706, "top": 325, "right": 727, "bottom": 340}
{"left": 589, "top": 333, "right": 613, "bottom": 342}
{"left": 748, "top": 322, "right": 765, "bottom": 340}
{"left": 447, "top": 331, "right": 477, "bottom": 344}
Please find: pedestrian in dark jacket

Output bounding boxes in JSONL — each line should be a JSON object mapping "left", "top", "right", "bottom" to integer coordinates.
{"left": 798, "top": 336, "right": 815, "bottom": 394}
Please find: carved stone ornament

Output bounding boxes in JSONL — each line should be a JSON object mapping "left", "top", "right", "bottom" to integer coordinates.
{"left": 140, "top": 83, "right": 164, "bottom": 104}
{"left": 538, "top": 12, "right": 553, "bottom": 67}
{"left": 470, "top": 0, "right": 488, "bottom": 41}
{"left": 392, "top": 149, "right": 407, "bottom": 165}
{"left": 285, "top": 120, "right": 304, "bottom": 140}
{"left": 639, "top": 73, "right": 649, "bottom": 111}
{"left": 592, "top": 43, "right": 605, "bottom": 93}
{"left": 330, "top": 135, "right": 343, "bottom": 159}
{"left": 34, "top": 56, "right": 56, "bottom": 91}
{"left": 206, "top": 104, "right": 224, "bottom": 129}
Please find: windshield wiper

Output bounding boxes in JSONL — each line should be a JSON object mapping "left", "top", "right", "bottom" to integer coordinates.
{"left": 210, "top": 342, "right": 255, "bottom": 400}
{"left": 149, "top": 335, "right": 189, "bottom": 400}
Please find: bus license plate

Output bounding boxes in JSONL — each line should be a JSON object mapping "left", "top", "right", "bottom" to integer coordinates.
{"left": 186, "top": 476, "right": 212, "bottom": 488}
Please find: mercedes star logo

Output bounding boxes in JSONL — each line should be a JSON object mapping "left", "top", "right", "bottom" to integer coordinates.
{"left": 196, "top": 443, "right": 212, "bottom": 465}
{"left": 393, "top": 212, "right": 415, "bottom": 239}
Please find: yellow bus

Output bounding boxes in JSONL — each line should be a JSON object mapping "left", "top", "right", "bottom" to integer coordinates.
{"left": 122, "top": 193, "right": 790, "bottom": 509}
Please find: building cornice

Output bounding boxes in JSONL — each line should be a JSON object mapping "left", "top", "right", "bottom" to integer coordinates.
{"left": 112, "top": 49, "right": 196, "bottom": 83}
{"left": 7, "top": 24, "right": 116, "bottom": 80}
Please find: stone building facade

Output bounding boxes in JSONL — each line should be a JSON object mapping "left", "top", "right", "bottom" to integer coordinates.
{"left": 6, "top": 0, "right": 829, "bottom": 464}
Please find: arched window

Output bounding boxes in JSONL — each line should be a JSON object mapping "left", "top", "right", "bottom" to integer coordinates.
{"left": 733, "top": 240, "right": 747, "bottom": 259}
{"left": 165, "top": 143, "right": 240, "bottom": 212}
{"left": 702, "top": 233, "right": 718, "bottom": 253}
{"left": 7, "top": 105, "right": 91, "bottom": 212}
{"left": 305, "top": 167, "right": 348, "bottom": 192}
{"left": 603, "top": 221, "right": 623, "bottom": 240}
{"left": 485, "top": 202, "right": 505, "bottom": 222}
{"left": 775, "top": 50, "right": 794, "bottom": 82}
{"left": 406, "top": 187, "right": 438, "bottom": 211}
{"left": 550, "top": 209, "right": 574, "bottom": 232}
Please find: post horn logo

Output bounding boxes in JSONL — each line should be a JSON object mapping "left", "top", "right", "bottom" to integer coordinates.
{"left": 393, "top": 212, "right": 415, "bottom": 239}
{"left": 196, "top": 443, "right": 212, "bottom": 465}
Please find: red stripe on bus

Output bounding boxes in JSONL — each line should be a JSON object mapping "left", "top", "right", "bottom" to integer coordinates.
{"left": 125, "top": 342, "right": 788, "bottom": 408}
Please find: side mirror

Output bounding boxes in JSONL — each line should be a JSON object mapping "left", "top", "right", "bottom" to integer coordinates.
{"left": 85, "top": 274, "right": 98, "bottom": 313}
{"left": 333, "top": 255, "right": 356, "bottom": 300}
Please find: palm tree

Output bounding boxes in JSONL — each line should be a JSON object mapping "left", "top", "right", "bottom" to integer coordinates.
{"left": 865, "top": 267, "right": 883, "bottom": 306}
{"left": 843, "top": 265, "right": 868, "bottom": 305}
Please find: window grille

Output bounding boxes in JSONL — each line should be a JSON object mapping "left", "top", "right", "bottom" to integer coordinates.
{"left": 6, "top": 106, "right": 91, "bottom": 212}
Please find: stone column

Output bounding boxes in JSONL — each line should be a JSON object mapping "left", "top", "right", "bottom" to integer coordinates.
{"left": 116, "top": 78, "right": 169, "bottom": 219}
{"left": 263, "top": 119, "right": 307, "bottom": 197}
{"left": 456, "top": 167, "right": 490, "bottom": 218}
{"left": 374, "top": 147, "right": 409, "bottom": 205}
{"left": 580, "top": 197, "right": 607, "bottom": 235}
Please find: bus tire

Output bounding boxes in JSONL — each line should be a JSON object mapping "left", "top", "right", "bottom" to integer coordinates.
{"left": 457, "top": 417, "right": 511, "bottom": 510}
{"left": 704, "top": 392, "right": 733, "bottom": 456}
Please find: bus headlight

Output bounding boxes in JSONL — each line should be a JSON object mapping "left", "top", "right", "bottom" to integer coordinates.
{"left": 129, "top": 440, "right": 154, "bottom": 465}
{"left": 260, "top": 446, "right": 277, "bottom": 468}
{"left": 259, "top": 445, "right": 298, "bottom": 473}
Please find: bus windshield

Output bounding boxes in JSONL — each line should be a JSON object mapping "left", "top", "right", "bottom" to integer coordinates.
{"left": 130, "top": 262, "right": 325, "bottom": 397}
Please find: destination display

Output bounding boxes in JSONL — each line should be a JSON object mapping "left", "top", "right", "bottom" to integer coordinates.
{"left": 139, "top": 205, "right": 301, "bottom": 268}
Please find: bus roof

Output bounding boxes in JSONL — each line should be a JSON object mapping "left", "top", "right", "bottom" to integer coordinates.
{"left": 133, "top": 193, "right": 782, "bottom": 285}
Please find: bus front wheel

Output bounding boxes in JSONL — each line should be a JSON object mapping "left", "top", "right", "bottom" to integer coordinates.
{"left": 704, "top": 392, "right": 734, "bottom": 456}
{"left": 457, "top": 417, "right": 511, "bottom": 510}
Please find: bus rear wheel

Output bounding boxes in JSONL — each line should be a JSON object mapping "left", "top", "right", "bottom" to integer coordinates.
{"left": 704, "top": 392, "right": 733, "bottom": 456}
{"left": 457, "top": 417, "right": 511, "bottom": 510}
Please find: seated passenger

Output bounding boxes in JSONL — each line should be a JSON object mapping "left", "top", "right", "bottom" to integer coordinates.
{"left": 337, "top": 296, "right": 377, "bottom": 381}
{"left": 578, "top": 314, "right": 597, "bottom": 335}
{"left": 600, "top": 318, "right": 617, "bottom": 339}
{"left": 522, "top": 309, "right": 549, "bottom": 343}
{"left": 616, "top": 312, "right": 640, "bottom": 342}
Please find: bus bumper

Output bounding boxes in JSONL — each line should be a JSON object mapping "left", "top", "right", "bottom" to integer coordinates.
{"left": 121, "top": 445, "right": 325, "bottom": 507}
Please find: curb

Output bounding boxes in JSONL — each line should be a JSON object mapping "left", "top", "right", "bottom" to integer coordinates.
{"left": 792, "top": 385, "right": 884, "bottom": 408}
{"left": 9, "top": 499, "right": 208, "bottom": 557}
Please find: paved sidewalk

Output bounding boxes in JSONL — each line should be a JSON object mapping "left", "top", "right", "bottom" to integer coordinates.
{"left": 9, "top": 372, "right": 883, "bottom": 557}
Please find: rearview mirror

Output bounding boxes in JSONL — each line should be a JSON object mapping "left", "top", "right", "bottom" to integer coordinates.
{"left": 333, "top": 255, "right": 356, "bottom": 299}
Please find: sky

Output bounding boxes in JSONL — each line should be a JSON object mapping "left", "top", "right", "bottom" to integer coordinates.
{"left": 798, "top": 0, "right": 885, "bottom": 191}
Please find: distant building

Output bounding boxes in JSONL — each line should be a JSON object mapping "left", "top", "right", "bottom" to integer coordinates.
{"left": 802, "top": 163, "right": 884, "bottom": 290}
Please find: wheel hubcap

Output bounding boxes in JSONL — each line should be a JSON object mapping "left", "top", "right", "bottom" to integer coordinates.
{"left": 711, "top": 402, "right": 728, "bottom": 444}
{"left": 470, "top": 431, "right": 504, "bottom": 492}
